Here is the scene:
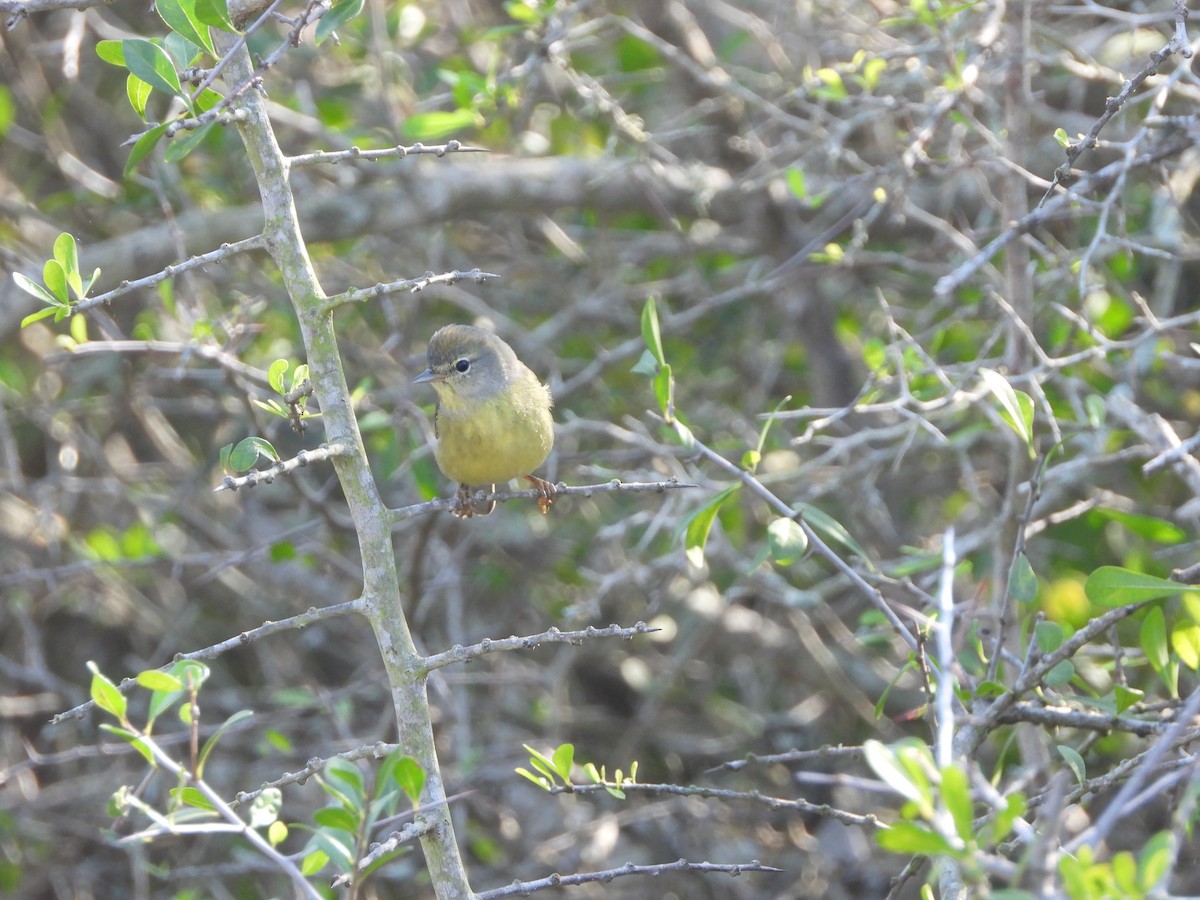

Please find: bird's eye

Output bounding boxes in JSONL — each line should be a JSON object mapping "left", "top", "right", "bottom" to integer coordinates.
{"left": 455, "top": 358, "right": 470, "bottom": 373}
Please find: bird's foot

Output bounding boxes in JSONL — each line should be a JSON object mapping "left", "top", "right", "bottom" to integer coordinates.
{"left": 526, "top": 475, "right": 557, "bottom": 515}
{"left": 452, "top": 484, "right": 496, "bottom": 518}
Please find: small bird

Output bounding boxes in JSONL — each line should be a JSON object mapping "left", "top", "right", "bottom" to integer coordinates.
{"left": 414, "top": 324, "right": 556, "bottom": 518}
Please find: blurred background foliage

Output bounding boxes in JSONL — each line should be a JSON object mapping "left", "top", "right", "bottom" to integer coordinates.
{"left": 4, "top": 0, "right": 1200, "bottom": 896}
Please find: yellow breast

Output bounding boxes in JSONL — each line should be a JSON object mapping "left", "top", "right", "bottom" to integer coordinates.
{"left": 434, "top": 381, "right": 554, "bottom": 485}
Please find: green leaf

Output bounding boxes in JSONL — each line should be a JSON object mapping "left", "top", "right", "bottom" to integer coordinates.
{"left": 53, "top": 232, "right": 79, "bottom": 286}
{"left": 1113, "top": 851, "right": 1138, "bottom": 894}
{"left": 21, "top": 306, "right": 62, "bottom": 328}
{"left": 100, "top": 725, "right": 155, "bottom": 765}
{"left": 268, "top": 359, "right": 289, "bottom": 394}
{"left": 1090, "top": 508, "right": 1187, "bottom": 544}
{"left": 990, "top": 792, "right": 1026, "bottom": 844}
{"left": 195, "top": 0, "right": 236, "bottom": 31}
{"left": 1141, "top": 606, "right": 1169, "bottom": 673}
{"left": 155, "top": 0, "right": 217, "bottom": 56}
{"left": 641, "top": 297, "right": 665, "bottom": 366}
{"left": 1114, "top": 684, "right": 1143, "bottom": 714}
{"left": 668, "top": 419, "right": 694, "bottom": 449}
{"left": 1053, "top": 127, "right": 1070, "bottom": 148}
{"left": 1085, "top": 566, "right": 1198, "bottom": 607}
{"left": 316, "top": 0, "right": 365, "bottom": 43}
{"left": 192, "top": 86, "right": 223, "bottom": 114}
{"left": 226, "top": 436, "right": 279, "bottom": 473}
{"left": 42, "top": 259, "right": 69, "bottom": 304}
{"left": 864, "top": 739, "right": 932, "bottom": 812}
{"left": 147, "top": 684, "right": 185, "bottom": 724}
{"left": 401, "top": 109, "right": 480, "bottom": 141}
{"left": 797, "top": 502, "right": 871, "bottom": 563}
{"left": 163, "top": 122, "right": 215, "bottom": 164}
{"left": 980, "top": 368, "right": 1034, "bottom": 454}
{"left": 1044, "top": 659, "right": 1075, "bottom": 687}
{"left": 681, "top": 485, "right": 738, "bottom": 569}
{"left": 268, "top": 820, "right": 288, "bottom": 847}
{"left": 877, "top": 821, "right": 956, "bottom": 855}
{"left": 172, "top": 658, "right": 210, "bottom": 689}
{"left": 939, "top": 764, "right": 973, "bottom": 843}
{"left": 196, "top": 708, "right": 253, "bottom": 777}
{"left": 310, "top": 827, "right": 356, "bottom": 873}
{"left": 300, "top": 849, "right": 330, "bottom": 877}
{"left": 390, "top": 755, "right": 426, "bottom": 806}
{"left": 127, "top": 74, "right": 153, "bottom": 120}
{"left": 1008, "top": 553, "right": 1037, "bottom": 604}
{"left": 785, "top": 166, "right": 807, "bottom": 200}
{"left": 515, "top": 767, "right": 552, "bottom": 790}
{"left": 124, "top": 123, "right": 171, "bottom": 178}
{"left": 162, "top": 31, "right": 204, "bottom": 72}
{"left": 1138, "top": 831, "right": 1173, "bottom": 892}
{"left": 313, "top": 806, "right": 359, "bottom": 831}
{"left": 323, "top": 757, "right": 366, "bottom": 807}
{"left": 13, "top": 271, "right": 63, "bottom": 306}
{"left": 1057, "top": 744, "right": 1086, "bottom": 784}
{"left": 629, "top": 349, "right": 658, "bottom": 377}
{"left": 1172, "top": 620, "right": 1200, "bottom": 670}
{"left": 522, "top": 744, "right": 562, "bottom": 785}
{"left": 767, "top": 517, "right": 808, "bottom": 566}
{"left": 96, "top": 39, "right": 126, "bottom": 66}
{"left": 122, "top": 39, "right": 183, "bottom": 98}
{"left": 173, "top": 785, "right": 214, "bottom": 810}
{"left": 87, "top": 661, "right": 127, "bottom": 720}
{"left": 1034, "top": 620, "right": 1064, "bottom": 653}
{"left": 652, "top": 362, "right": 672, "bottom": 416}
{"left": 137, "top": 669, "right": 184, "bottom": 692}
{"left": 551, "top": 743, "right": 575, "bottom": 780}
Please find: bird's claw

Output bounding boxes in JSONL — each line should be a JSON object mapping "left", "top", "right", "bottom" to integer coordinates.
{"left": 526, "top": 475, "right": 557, "bottom": 515}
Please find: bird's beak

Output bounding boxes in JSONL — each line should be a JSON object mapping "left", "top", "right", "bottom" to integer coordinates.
{"left": 413, "top": 367, "right": 441, "bottom": 384}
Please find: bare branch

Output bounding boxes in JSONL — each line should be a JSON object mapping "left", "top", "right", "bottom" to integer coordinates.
{"left": 422, "top": 623, "right": 659, "bottom": 673}
{"left": 289, "top": 140, "right": 489, "bottom": 168}
{"left": 214, "top": 443, "right": 354, "bottom": 492}
{"left": 551, "top": 781, "right": 881, "bottom": 829}
{"left": 324, "top": 268, "right": 502, "bottom": 313}
{"left": 390, "top": 478, "right": 696, "bottom": 524}
{"left": 49, "top": 599, "right": 363, "bottom": 724}
{"left": 474, "top": 859, "right": 783, "bottom": 899}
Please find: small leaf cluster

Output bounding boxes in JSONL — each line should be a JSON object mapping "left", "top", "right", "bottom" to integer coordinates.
{"left": 1059, "top": 833, "right": 1175, "bottom": 900}
{"left": 90, "top": 660, "right": 273, "bottom": 833}
{"left": 865, "top": 739, "right": 1025, "bottom": 874}
{"left": 633, "top": 297, "right": 864, "bottom": 571}
{"left": 16, "top": 233, "right": 100, "bottom": 327}
{"left": 257, "top": 359, "right": 316, "bottom": 424}
{"left": 295, "top": 751, "right": 426, "bottom": 880}
{"left": 94, "top": 0, "right": 236, "bottom": 174}
{"left": 516, "top": 743, "right": 638, "bottom": 799}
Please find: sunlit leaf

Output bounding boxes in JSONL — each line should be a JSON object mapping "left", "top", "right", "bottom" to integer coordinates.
{"left": 681, "top": 485, "right": 738, "bottom": 569}
{"left": 767, "top": 517, "right": 807, "bottom": 566}
{"left": 641, "top": 296, "right": 665, "bottom": 365}
{"left": 164, "top": 122, "right": 216, "bottom": 163}
{"left": 980, "top": 368, "right": 1034, "bottom": 454}
{"left": 155, "top": 0, "right": 217, "bottom": 56}
{"left": 1057, "top": 744, "right": 1086, "bottom": 784}
{"left": 1141, "top": 606, "right": 1169, "bottom": 673}
{"left": 1008, "top": 553, "right": 1037, "bottom": 604}
{"left": 122, "top": 39, "right": 183, "bottom": 98}
{"left": 87, "top": 661, "right": 127, "bottom": 720}
{"left": 316, "top": 0, "right": 365, "bottom": 43}
{"left": 1085, "top": 567, "right": 1198, "bottom": 607}
{"left": 401, "top": 109, "right": 480, "bottom": 141}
